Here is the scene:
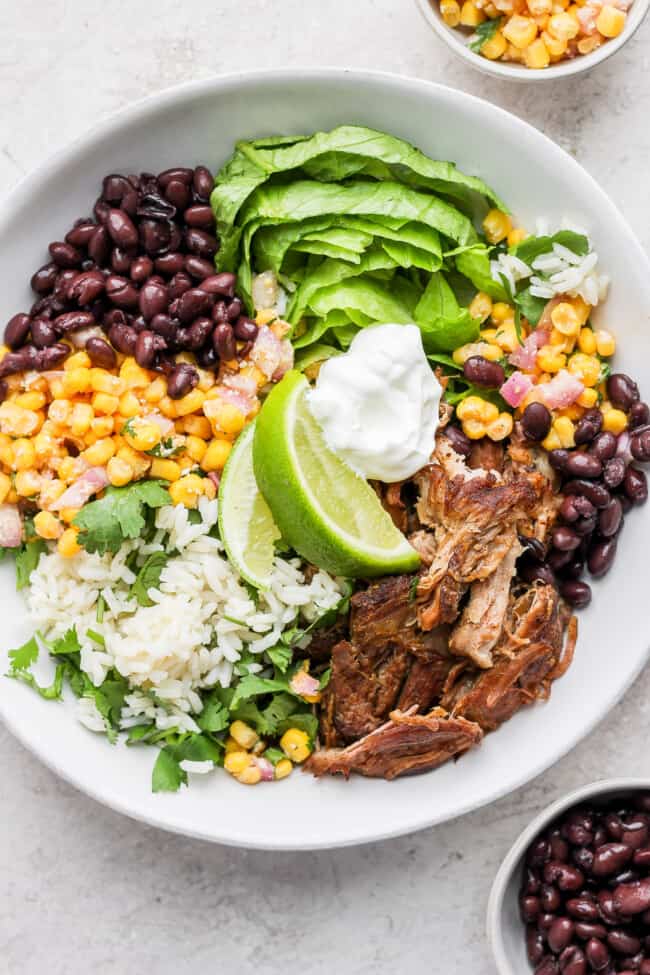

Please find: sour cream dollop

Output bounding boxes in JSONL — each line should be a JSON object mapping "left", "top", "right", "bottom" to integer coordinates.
{"left": 307, "top": 323, "right": 442, "bottom": 483}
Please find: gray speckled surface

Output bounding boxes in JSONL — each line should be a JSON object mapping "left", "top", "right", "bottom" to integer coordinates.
{"left": 1, "top": 3, "right": 649, "bottom": 972}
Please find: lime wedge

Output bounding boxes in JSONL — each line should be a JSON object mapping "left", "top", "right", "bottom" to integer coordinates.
{"left": 253, "top": 370, "right": 420, "bottom": 578}
{"left": 218, "top": 420, "right": 281, "bottom": 588}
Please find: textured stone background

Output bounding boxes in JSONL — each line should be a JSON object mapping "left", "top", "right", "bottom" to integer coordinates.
{"left": 1, "top": 3, "right": 649, "bottom": 973}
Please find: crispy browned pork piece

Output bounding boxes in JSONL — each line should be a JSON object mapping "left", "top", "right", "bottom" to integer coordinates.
{"left": 441, "top": 583, "right": 577, "bottom": 732}
{"left": 305, "top": 707, "right": 483, "bottom": 780}
{"left": 414, "top": 439, "right": 540, "bottom": 630}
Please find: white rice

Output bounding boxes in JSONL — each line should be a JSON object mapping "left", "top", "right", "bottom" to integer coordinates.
{"left": 27, "top": 496, "right": 344, "bottom": 734}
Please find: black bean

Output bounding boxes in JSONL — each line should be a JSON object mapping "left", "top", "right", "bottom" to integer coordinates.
{"left": 544, "top": 862, "right": 584, "bottom": 892}
{"left": 611, "top": 868, "right": 640, "bottom": 886}
{"left": 65, "top": 220, "right": 96, "bottom": 248}
{"left": 106, "top": 208, "right": 139, "bottom": 249}
{"left": 552, "top": 526, "right": 581, "bottom": 552}
{"left": 625, "top": 467, "right": 648, "bottom": 505}
{"left": 177, "top": 288, "right": 213, "bottom": 324}
{"left": 549, "top": 917, "right": 575, "bottom": 954}
{"left": 86, "top": 336, "right": 116, "bottom": 369}
{"left": 136, "top": 191, "right": 176, "bottom": 221}
{"left": 520, "top": 402, "right": 552, "bottom": 441}
{"left": 182, "top": 257, "right": 213, "bottom": 283}
{"left": 588, "top": 538, "right": 617, "bottom": 578}
{"left": 4, "top": 313, "right": 31, "bottom": 349}
{"left": 538, "top": 912, "right": 557, "bottom": 931}
{"left": 633, "top": 848, "right": 650, "bottom": 868}
{"left": 158, "top": 167, "right": 193, "bottom": 188}
{"left": 642, "top": 961, "right": 650, "bottom": 975}
{"left": 558, "top": 945, "right": 586, "bottom": 975}
{"left": 585, "top": 938, "right": 609, "bottom": 971}
{"left": 521, "top": 894, "right": 542, "bottom": 923}
{"left": 167, "top": 271, "right": 192, "bottom": 301}
{"left": 129, "top": 256, "right": 154, "bottom": 283}
{"left": 565, "top": 452, "right": 603, "bottom": 479}
{"left": 67, "top": 269, "right": 106, "bottom": 305}
{"left": 105, "top": 275, "right": 139, "bottom": 309}
{"left": 225, "top": 297, "right": 243, "bottom": 322}
{"left": 597, "top": 498, "right": 623, "bottom": 538}
{"left": 155, "top": 252, "right": 186, "bottom": 276}
{"left": 138, "top": 280, "right": 169, "bottom": 322}
{"left": 575, "top": 409, "right": 603, "bottom": 445}
{"left": 535, "top": 956, "right": 559, "bottom": 975}
{"left": 631, "top": 430, "right": 650, "bottom": 462}
{"left": 31, "top": 317, "right": 56, "bottom": 348}
{"left": 603, "top": 457, "right": 626, "bottom": 489}
{"left": 563, "top": 812, "right": 594, "bottom": 846}
{"left": 593, "top": 844, "right": 634, "bottom": 877}
{"left": 234, "top": 316, "right": 259, "bottom": 342}
{"left": 54, "top": 310, "right": 96, "bottom": 333}
{"left": 192, "top": 166, "right": 214, "bottom": 202}
{"left": 164, "top": 179, "right": 191, "bottom": 211}
{"left": 560, "top": 580, "right": 592, "bottom": 608}
{"left": 134, "top": 330, "right": 158, "bottom": 368}
{"left": 550, "top": 832, "right": 570, "bottom": 861}
{"left": 519, "top": 535, "right": 546, "bottom": 561}
{"left": 166, "top": 362, "right": 199, "bottom": 400}
{"left": 597, "top": 889, "right": 620, "bottom": 925}
{"left": 567, "top": 898, "right": 599, "bottom": 922}
{"left": 608, "top": 374, "right": 640, "bottom": 411}
{"left": 30, "top": 262, "right": 59, "bottom": 295}
{"left": 149, "top": 313, "right": 176, "bottom": 342}
{"left": 185, "top": 227, "right": 218, "bottom": 259}
{"left": 94, "top": 199, "right": 111, "bottom": 225}
{"left": 111, "top": 245, "right": 135, "bottom": 274}
{"left": 561, "top": 558, "right": 585, "bottom": 581}
{"left": 528, "top": 926, "right": 546, "bottom": 965}
{"left": 108, "top": 323, "right": 137, "bottom": 355}
{"left": 87, "top": 225, "right": 110, "bottom": 265}
{"left": 198, "top": 273, "right": 235, "bottom": 299}
{"left": 212, "top": 300, "right": 229, "bottom": 323}
{"left": 463, "top": 355, "right": 505, "bottom": 388}
{"left": 443, "top": 425, "right": 472, "bottom": 457}
{"left": 549, "top": 449, "right": 571, "bottom": 472}
{"left": 213, "top": 322, "right": 236, "bottom": 360}
{"left": 48, "top": 240, "right": 83, "bottom": 268}
{"left": 630, "top": 402, "right": 650, "bottom": 430}
{"left": 184, "top": 204, "right": 215, "bottom": 229}
{"left": 187, "top": 317, "right": 213, "bottom": 350}
{"left": 613, "top": 878, "right": 650, "bottom": 915}
{"left": 101, "top": 173, "right": 133, "bottom": 205}
{"left": 563, "top": 480, "right": 610, "bottom": 509}
{"left": 521, "top": 559, "right": 556, "bottom": 586}
{"left": 139, "top": 218, "right": 174, "bottom": 256}
{"left": 540, "top": 884, "right": 561, "bottom": 912}
{"left": 575, "top": 922, "right": 608, "bottom": 941}
{"left": 197, "top": 344, "right": 218, "bottom": 369}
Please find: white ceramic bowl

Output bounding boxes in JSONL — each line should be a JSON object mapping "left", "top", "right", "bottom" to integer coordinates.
{"left": 415, "top": 0, "right": 650, "bottom": 82}
{"left": 1, "top": 69, "right": 650, "bottom": 850}
{"left": 487, "top": 778, "right": 650, "bottom": 975}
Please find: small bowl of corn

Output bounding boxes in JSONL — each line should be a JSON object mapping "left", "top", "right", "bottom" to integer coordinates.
{"left": 414, "top": 0, "right": 649, "bottom": 80}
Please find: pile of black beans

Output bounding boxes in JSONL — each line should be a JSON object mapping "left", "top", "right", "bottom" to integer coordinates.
{"left": 518, "top": 374, "right": 649, "bottom": 609}
{"left": 521, "top": 795, "right": 650, "bottom": 975}
{"left": 2, "top": 166, "right": 258, "bottom": 399}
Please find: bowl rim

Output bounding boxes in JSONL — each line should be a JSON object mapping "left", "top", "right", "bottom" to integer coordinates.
{"left": 1, "top": 67, "right": 650, "bottom": 849}
{"left": 414, "top": 0, "right": 650, "bottom": 82}
{"left": 486, "top": 777, "right": 650, "bottom": 975}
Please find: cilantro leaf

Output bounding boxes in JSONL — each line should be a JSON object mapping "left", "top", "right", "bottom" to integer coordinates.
{"left": 408, "top": 575, "right": 419, "bottom": 604}
{"left": 277, "top": 711, "right": 319, "bottom": 743}
{"left": 229, "top": 673, "right": 292, "bottom": 710}
{"left": 147, "top": 437, "right": 183, "bottom": 459}
{"left": 512, "top": 230, "right": 590, "bottom": 264}
{"left": 261, "top": 692, "right": 299, "bottom": 734}
{"left": 196, "top": 690, "right": 231, "bottom": 733}
{"left": 152, "top": 748, "right": 187, "bottom": 792}
{"left": 318, "top": 667, "right": 331, "bottom": 691}
{"left": 515, "top": 287, "right": 548, "bottom": 326}
{"left": 169, "top": 734, "right": 222, "bottom": 765}
{"left": 9, "top": 664, "right": 66, "bottom": 700}
{"left": 15, "top": 540, "right": 47, "bottom": 590}
{"left": 73, "top": 481, "right": 169, "bottom": 555}
{"left": 266, "top": 643, "right": 293, "bottom": 673}
{"left": 468, "top": 17, "right": 502, "bottom": 53}
{"left": 129, "top": 552, "right": 168, "bottom": 607}
{"left": 49, "top": 626, "right": 82, "bottom": 659}
{"left": 8, "top": 634, "right": 40, "bottom": 671}
{"left": 263, "top": 746, "right": 286, "bottom": 766}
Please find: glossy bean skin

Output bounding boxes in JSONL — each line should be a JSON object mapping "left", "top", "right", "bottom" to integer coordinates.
{"left": 527, "top": 926, "right": 546, "bottom": 965}
{"left": 30, "top": 317, "right": 57, "bottom": 348}
{"left": 574, "top": 409, "right": 603, "bottom": 445}
{"left": 192, "top": 166, "right": 214, "bottom": 201}
{"left": 590, "top": 431, "right": 618, "bottom": 462}
{"left": 443, "top": 425, "right": 472, "bottom": 457}
{"left": 139, "top": 280, "right": 169, "bottom": 321}
{"left": 565, "top": 452, "right": 603, "bottom": 479}
{"left": 30, "top": 262, "right": 59, "bottom": 295}
{"left": 544, "top": 862, "right": 584, "bottom": 892}
{"left": 608, "top": 373, "right": 640, "bottom": 411}
{"left": 574, "top": 922, "right": 608, "bottom": 941}
{"left": 630, "top": 402, "right": 650, "bottom": 429}
{"left": 106, "top": 208, "right": 139, "bottom": 248}
{"left": 185, "top": 255, "right": 215, "bottom": 280}
{"left": 585, "top": 938, "right": 610, "bottom": 971}
{"left": 613, "top": 878, "right": 650, "bottom": 915}
{"left": 592, "top": 843, "right": 634, "bottom": 877}
{"left": 598, "top": 498, "right": 623, "bottom": 538}
{"left": 521, "top": 402, "right": 553, "bottom": 441}
{"left": 4, "top": 313, "right": 31, "bottom": 348}
{"left": 560, "top": 580, "right": 592, "bottom": 609}
{"left": 588, "top": 538, "right": 618, "bottom": 578}
{"left": 558, "top": 945, "right": 586, "bottom": 975}
{"left": 166, "top": 363, "right": 198, "bottom": 400}
{"left": 625, "top": 467, "right": 648, "bottom": 505}
{"left": 48, "top": 240, "right": 82, "bottom": 268}
{"left": 552, "top": 526, "right": 581, "bottom": 552}
{"left": 463, "top": 355, "right": 505, "bottom": 388}
{"left": 86, "top": 336, "right": 117, "bottom": 369}
{"left": 548, "top": 918, "right": 575, "bottom": 954}
{"left": 603, "top": 457, "right": 626, "bottom": 489}
{"left": 213, "top": 322, "right": 236, "bottom": 360}
{"left": 109, "top": 323, "right": 137, "bottom": 355}
{"left": 200, "top": 272, "right": 237, "bottom": 297}
{"left": 563, "top": 479, "right": 611, "bottom": 509}
{"left": 54, "top": 311, "right": 95, "bottom": 333}
{"left": 566, "top": 897, "right": 600, "bottom": 922}
{"left": 177, "top": 288, "right": 213, "bottom": 324}
{"left": 234, "top": 316, "right": 259, "bottom": 342}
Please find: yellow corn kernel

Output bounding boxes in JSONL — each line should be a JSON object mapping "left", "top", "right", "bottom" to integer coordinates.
{"left": 202, "top": 477, "right": 217, "bottom": 500}
{"left": 224, "top": 736, "right": 242, "bottom": 756}
{"left": 89, "top": 415, "right": 114, "bottom": 439}
{"left": 0, "top": 403, "right": 42, "bottom": 437}
{"left": 452, "top": 341, "right": 503, "bottom": 366}
{"left": 274, "top": 758, "right": 293, "bottom": 781}
{"left": 123, "top": 420, "right": 161, "bottom": 453}
{"left": 457, "top": 395, "right": 487, "bottom": 422}
{"left": 507, "top": 227, "right": 528, "bottom": 247}
{"left": 58, "top": 527, "right": 81, "bottom": 558}
{"left": 91, "top": 392, "right": 119, "bottom": 416}
{"left": 596, "top": 3, "right": 625, "bottom": 35}
{"left": 195, "top": 368, "right": 216, "bottom": 393}
{"left": 494, "top": 322, "right": 520, "bottom": 354}
{"left": 469, "top": 292, "right": 493, "bottom": 323}
{"left": 201, "top": 439, "right": 232, "bottom": 473}
{"left": 215, "top": 402, "right": 247, "bottom": 437}
{"left": 492, "top": 302, "right": 514, "bottom": 323}
{"left": 280, "top": 728, "right": 311, "bottom": 764}
{"left": 119, "top": 358, "right": 151, "bottom": 389}
{"left": 69, "top": 402, "right": 94, "bottom": 437}
{"left": 230, "top": 720, "right": 259, "bottom": 750}
{"left": 553, "top": 416, "right": 576, "bottom": 448}
{"left": 602, "top": 408, "right": 628, "bottom": 435}
{"left": 105, "top": 455, "right": 133, "bottom": 488}
{"left": 179, "top": 414, "right": 212, "bottom": 439}
{"left": 0, "top": 443, "right": 13, "bottom": 468}
{"left": 504, "top": 42, "right": 525, "bottom": 62}
{"left": 484, "top": 0, "right": 498, "bottom": 13}
{"left": 571, "top": 296, "right": 591, "bottom": 326}
{"left": 483, "top": 209, "right": 513, "bottom": 244}
{"left": 548, "top": 10, "right": 579, "bottom": 37}
{"left": 541, "top": 429, "right": 562, "bottom": 451}
{"left": 480, "top": 328, "right": 498, "bottom": 342}
{"left": 462, "top": 419, "right": 487, "bottom": 440}
{"left": 0, "top": 472, "right": 11, "bottom": 504}
{"left": 237, "top": 764, "right": 262, "bottom": 786}
{"left": 116, "top": 391, "right": 139, "bottom": 418}
{"left": 150, "top": 458, "right": 181, "bottom": 482}
{"left": 529, "top": 0, "right": 553, "bottom": 12}
{"left": 224, "top": 751, "right": 252, "bottom": 776}
{"left": 549, "top": 328, "right": 570, "bottom": 351}
{"left": 479, "top": 28, "right": 507, "bottom": 57}
{"left": 63, "top": 368, "right": 92, "bottom": 395}
{"left": 567, "top": 352, "right": 600, "bottom": 387}
{"left": 33, "top": 510, "right": 63, "bottom": 541}
{"left": 558, "top": 403, "right": 584, "bottom": 421}
{"left": 39, "top": 478, "right": 66, "bottom": 508}
{"left": 89, "top": 369, "right": 123, "bottom": 396}
{"left": 460, "top": 0, "right": 485, "bottom": 24}
{"left": 62, "top": 350, "right": 89, "bottom": 371}
{"left": 551, "top": 301, "right": 581, "bottom": 336}
{"left": 537, "top": 345, "right": 567, "bottom": 374}
{"left": 540, "top": 29, "right": 568, "bottom": 56}
{"left": 577, "top": 34, "right": 603, "bottom": 54}
{"left": 503, "top": 14, "right": 538, "bottom": 48}
{"left": 142, "top": 377, "right": 166, "bottom": 404}
{"left": 48, "top": 400, "right": 72, "bottom": 426}
{"left": 15, "top": 390, "right": 47, "bottom": 411}
{"left": 486, "top": 412, "right": 514, "bottom": 442}
{"left": 59, "top": 507, "right": 80, "bottom": 525}
{"left": 34, "top": 432, "right": 60, "bottom": 462}
{"left": 577, "top": 387, "right": 599, "bottom": 409}
{"left": 57, "top": 456, "right": 79, "bottom": 483}
{"left": 185, "top": 435, "right": 207, "bottom": 463}
{"left": 15, "top": 470, "right": 42, "bottom": 497}
{"left": 47, "top": 374, "right": 66, "bottom": 399}
{"left": 168, "top": 473, "right": 205, "bottom": 508}
{"left": 578, "top": 327, "right": 597, "bottom": 355}
{"left": 525, "top": 37, "right": 550, "bottom": 67}
{"left": 173, "top": 389, "right": 206, "bottom": 417}
{"left": 116, "top": 445, "right": 151, "bottom": 479}
{"left": 158, "top": 396, "right": 178, "bottom": 420}
{"left": 595, "top": 330, "right": 616, "bottom": 358}
{"left": 82, "top": 438, "right": 116, "bottom": 467}
{"left": 12, "top": 438, "right": 36, "bottom": 471}
{"left": 239, "top": 364, "right": 267, "bottom": 391}
{"left": 440, "top": 0, "right": 461, "bottom": 24}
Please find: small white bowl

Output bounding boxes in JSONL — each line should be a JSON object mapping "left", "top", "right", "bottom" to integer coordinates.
{"left": 415, "top": 0, "right": 650, "bottom": 82}
{"left": 487, "top": 778, "right": 650, "bottom": 975}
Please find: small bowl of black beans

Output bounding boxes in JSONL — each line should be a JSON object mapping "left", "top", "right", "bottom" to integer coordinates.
{"left": 488, "top": 781, "right": 650, "bottom": 975}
